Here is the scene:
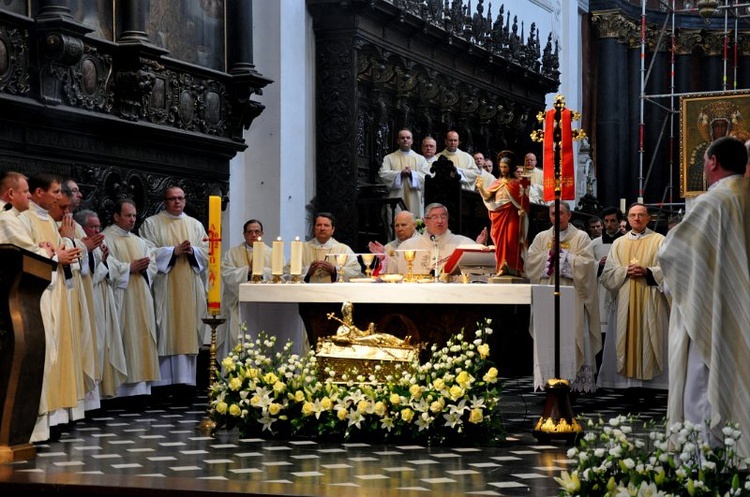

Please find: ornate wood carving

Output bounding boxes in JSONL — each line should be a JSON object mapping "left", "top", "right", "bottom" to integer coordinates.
{"left": 0, "top": 7, "right": 269, "bottom": 227}
{"left": 0, "top": 23, "right": 29, "bottom": 95}
{"left": 309, "top": 0, "right": 559, "bottom": 249}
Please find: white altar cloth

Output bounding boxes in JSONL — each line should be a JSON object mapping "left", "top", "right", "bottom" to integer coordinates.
{"left": 529, "top": 285, "right": 579, "bottom": 390}
{"left": 239, "top": 282, "right": 531, "bottom": 356}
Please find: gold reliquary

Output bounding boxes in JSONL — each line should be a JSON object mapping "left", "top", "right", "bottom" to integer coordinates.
{"left": 315, "top": 301, "right": 421, "bottom": 383}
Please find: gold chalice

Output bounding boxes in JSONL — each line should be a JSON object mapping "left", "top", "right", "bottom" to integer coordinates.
{"left": 336, "top": 253, "right": 348, "bottom": 282}
{"left": 361, "top": 253, "right": 375, "bottom": 278}
{"left": 403, "top": 249, "right": 417, "bottom": 282}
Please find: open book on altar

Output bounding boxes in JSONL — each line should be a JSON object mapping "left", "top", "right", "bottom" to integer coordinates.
{"left": 442, "top": 244, "right": 496, "bottom": 275}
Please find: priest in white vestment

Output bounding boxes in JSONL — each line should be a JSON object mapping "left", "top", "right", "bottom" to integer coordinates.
{"left": 21, "top": 173, "right": 84, "bottom": 441}
{"left": 598, "top": 203, "right": 669, "bottom": 390}
{"left": 368, "top": 210, "right": 420, "bottom": 274}
{"left": 302, "top": 213, "right": 361, "bottom": 283}
{"left": 395, "top": 203, "right": 474, "bottom": 276}
{"left": 523, "top": 153, "right": 545, "bottom": 204}
{"left": 435, "top": 131, "right": 480, "bottom": 190}
{"left": 526, "top": 202, "right": 601, "bottom": 393}
{"left": 379, "top": 129, "right": 429, "bottom": 217}
{"left": 55, "top": 185, "right": 100, "bottom": 415}
{"left": 140, "top": 186, "right": 208, "bottom": 387}
{"left": 221, "top": 219, "right": 274, "bottom": 359}
{"left": 660, "top": 137, "right": 750, "bottom": 458}
{"left": 75, "top": 209, "right": 127, "bottom": 399}
{"left": 104, "top": 199, "right": 161, "bottom": 397}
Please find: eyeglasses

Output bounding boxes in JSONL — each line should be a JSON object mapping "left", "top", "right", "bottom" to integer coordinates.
{"left": 165, "top": 196, "right": 185, "bottom": 202}
{"left": 245, "top": 230, "right": 262, "bottom": 235}
{"left": 425, "top": 214, "right": 448, "bottom": 221}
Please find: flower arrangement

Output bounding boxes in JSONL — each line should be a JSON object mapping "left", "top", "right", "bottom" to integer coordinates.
{"left": 414, "top": 217, "right": 425, "bottom": 234}
{"left": 209, "top": 320, "right": 504, "bottom": 445}
{"left": 557, "top": 415, "right": 750, "bottom": 496}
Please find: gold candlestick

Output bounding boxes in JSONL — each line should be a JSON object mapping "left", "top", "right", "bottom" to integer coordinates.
{"left": 197, "top": 315, "right": 226, "bottom": 435}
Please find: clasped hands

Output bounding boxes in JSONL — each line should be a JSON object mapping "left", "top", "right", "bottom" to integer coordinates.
{"left": 174, "top": 240, "right": 193, "bottom": 256}
{"left": 306, "top": 259, "right": 335, "bottom": 276}
{"left": 626, "top": 263, "right": 647, "bottom": 279}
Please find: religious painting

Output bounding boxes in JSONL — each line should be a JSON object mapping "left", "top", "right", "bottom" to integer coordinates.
{"left": 145, "top": 0, "right": 226, "bottom": 72}
{"left": 680, "top": 91, "right": 750, "bottom": 196}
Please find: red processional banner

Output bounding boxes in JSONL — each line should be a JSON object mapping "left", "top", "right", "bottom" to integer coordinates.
{"left": 542, "top": 108, "right": 575, "bottom": 202}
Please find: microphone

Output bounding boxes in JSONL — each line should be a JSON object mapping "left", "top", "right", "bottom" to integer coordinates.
{"left": 431, "top": 235, "right": 439, "bottom": 282}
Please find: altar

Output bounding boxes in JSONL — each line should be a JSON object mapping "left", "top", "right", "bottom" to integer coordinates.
{"left": 239, "top": 282, "right": 540, "bottom": 377}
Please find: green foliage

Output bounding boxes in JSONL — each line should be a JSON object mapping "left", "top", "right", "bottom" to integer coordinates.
{"left": 210, "top": 319, "right": 504, "bottom": 445}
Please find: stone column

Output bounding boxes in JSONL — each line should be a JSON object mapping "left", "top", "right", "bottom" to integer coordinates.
{"left": 592, "top": 11, "right": 632, "bottom": 210}
{"left": 117, "top": 0, "right": 151, "bottom": 44}
{"left": 35, "top": 0, "right": 73, "bottom": 20}
{"left": 226, "top": 0, "right": 258, "bottom": 74}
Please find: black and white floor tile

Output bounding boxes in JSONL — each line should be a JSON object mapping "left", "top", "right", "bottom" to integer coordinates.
{"left": 1, "top": 377, "right": 667, "bottom": 497}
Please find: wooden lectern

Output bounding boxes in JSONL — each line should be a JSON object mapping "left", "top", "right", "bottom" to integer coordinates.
{"left": 0, "top": 245, "right": 53, "bottom": 462}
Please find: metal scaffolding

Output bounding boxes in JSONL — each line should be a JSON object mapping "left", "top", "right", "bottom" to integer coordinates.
{"left": 638, "top": 0, "right": 750, "bottom": 218}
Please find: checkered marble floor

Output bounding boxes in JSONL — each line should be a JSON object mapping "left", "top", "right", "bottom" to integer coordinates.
{"left": 1, "top": 377, "right": 668, "bottom": 497}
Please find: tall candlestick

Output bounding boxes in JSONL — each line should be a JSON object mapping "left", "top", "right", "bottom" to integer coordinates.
{"left": 272, "top": 237, "right": 284, "bottom": 276}
{"left": 290, "top": 237, "right": 302, "bottom": 275}
{"left": 252, "top": 237, "right": 264, "bottom": 279}
{"left": 207, "top": 195, "right": 222, "bottom": 315}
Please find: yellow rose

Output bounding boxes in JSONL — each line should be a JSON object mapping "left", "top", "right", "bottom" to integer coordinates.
{"left": 432, "top": 378, "right": 445, "bottom": 391}
{"left": 250, "top": 395, "right": 261, "bottom": 407}
{"left": 468, "top": 407, "right": 483, "bottom": 424}
{"left": 221, "top": 357, "right": 235, "bottom": 370}
{"left": 483, "top": 367, "right": 498, "bottom": 383}
{"left": 357, "top": 400, "right": 370, "bottom": 413}
{"left": 337, "top": 408, "right": 348, "bottom": 421}
{"left": 264, "top": 372, "right": 278, "bottom": 384}
{"left": 245, "top": 368, "right": 258, "bottom": 379}
{"left": 409, "top": 384, "right": 423, "bottom": 399}
{"left": 228, "top": 377, "right": 243, "bottom": 391}
{"left": 320, "top": 397, "right": 333, "bottom": 410}
{"left": 400, "top": 408, "right": 414, "bottom": 423}
{"left": 477, "top": 343, "right": 490, "bottom": 359}
{"left": 429, "top": 398, "right": 445, "bottom": 413}
{"left": 301, "top": 402, "right": 315, "bottom": 417}
{"left": 229, "top": 404, "right": 242, "bottom": 417}
{"left": 389, "top": 393, "right": 401, "bottom": 405}
{"left": 456, "top": 371, "right": 473, "bottom": 388}
{"left": 449, "top": 385, "right": 464, "bottom": 401}
{"left": 268, "top": 403, "right": 281, "bottom": 416}
{"left": 373, "top": 401, "right": 386, "bottom": 417}
{"left": 215, "top": 401, "right": 228, "bottom": 414}
{"left": 273, "top": 381, "right": 286, "bottom": 394}
{"left": 294, "top": 390, "right": 305, "bottom": 403}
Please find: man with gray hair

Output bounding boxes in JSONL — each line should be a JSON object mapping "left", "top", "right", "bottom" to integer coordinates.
{"left": 396, "top": 203, "right": 474, "bottom": 275}
{"left": 74, "top": 208, "right": 127, "bottom": 399}
{"left": 526, "top": 202, "right": 601, "bottom": 393}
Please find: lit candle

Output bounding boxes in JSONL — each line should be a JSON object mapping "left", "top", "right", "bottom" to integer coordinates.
{"left": 272, "top": 237, "right": 284, "bottom": 275}
{"left": 290, "top": 237, "right": 302, "bottom": 275}
{"left": 619, "top": 198, "right": 626, "bottom": 214}
{"left": 252, "top": 237, "right": 264, "bottom": 278}
{"left": 207, "top": 195, "right": 222, "bottom": 315}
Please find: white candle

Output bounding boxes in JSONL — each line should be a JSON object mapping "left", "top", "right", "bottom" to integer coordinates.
{"left": 637, "top": 196, "right": 643, "bottom": 204}
{"left": 252, "top": 237, "right": 264, "bottom": 277}
{"left": 619, "top": 198, "right": 626, "bottom": 214}
{"left": 290, "top": 237, "right": 302, "bottom": 275}
{"left": 272, "top": 237, "right": 284, "bottom": 275}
